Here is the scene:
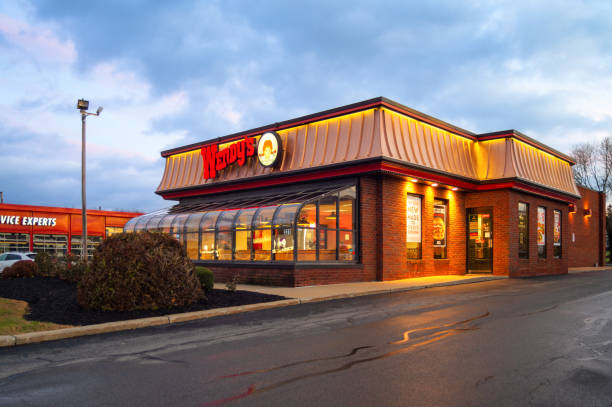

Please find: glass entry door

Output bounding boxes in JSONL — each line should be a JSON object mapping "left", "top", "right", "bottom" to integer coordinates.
{"left": 467, "top": 208, "right": 493, "bottom": 273}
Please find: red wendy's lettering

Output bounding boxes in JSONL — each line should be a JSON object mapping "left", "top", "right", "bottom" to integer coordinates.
{"left": 200, "top": 137, "right": 256, "bottom": 179}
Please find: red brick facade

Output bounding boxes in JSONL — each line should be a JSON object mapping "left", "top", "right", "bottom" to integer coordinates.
{"left": 567, "top": 185, "right": 606, "bottom": 268}
{"left": 208, "top": 175, "right": 605, "bottom": 287}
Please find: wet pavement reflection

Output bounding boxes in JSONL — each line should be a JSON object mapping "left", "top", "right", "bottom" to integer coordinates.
{"left": 203, "top": 311, "right": 490, "bottom": 406}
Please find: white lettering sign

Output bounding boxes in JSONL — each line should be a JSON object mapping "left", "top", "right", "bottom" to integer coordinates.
{"left": 0, "top": 215, "right": 57, "bottom": 227}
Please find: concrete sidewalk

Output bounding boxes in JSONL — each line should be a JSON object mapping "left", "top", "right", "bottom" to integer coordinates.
{"left": 215, "top": 274, "right": 507, "bottom": 302}
{"left": 568, "top": 266, "right": 612, "bottom": 274}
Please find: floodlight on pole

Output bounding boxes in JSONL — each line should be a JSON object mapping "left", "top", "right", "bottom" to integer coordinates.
{"left": 77, "top": 98, "right": 103, "bottom": 262}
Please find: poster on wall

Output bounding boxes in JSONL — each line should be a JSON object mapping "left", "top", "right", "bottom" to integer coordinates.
{"left": 406, "top": 195, "right": 421, "bottom": 243}
{"left": 537, "top": 207, "right": 546, "bottom": 246}
{"left": 553, "top": 210, "right": 561, "bottom": 246}
{"left": 433, "top": 205, "right": 446, "bottom": 247}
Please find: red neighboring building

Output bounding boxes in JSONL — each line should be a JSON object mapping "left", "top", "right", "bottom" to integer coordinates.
{"left": 0, "top": 203, "right": 141, "bottom": 257}
{"left": 125, "top": 97, "right": 605, "bottom": 286}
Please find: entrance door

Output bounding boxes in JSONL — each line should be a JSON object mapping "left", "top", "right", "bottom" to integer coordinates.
{"left": 467, "top": 208, "right": 493, "bottom": 273}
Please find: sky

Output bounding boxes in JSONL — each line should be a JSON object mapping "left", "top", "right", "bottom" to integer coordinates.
{"left": 1, "top": 0, "right": 611, "bottom": 213}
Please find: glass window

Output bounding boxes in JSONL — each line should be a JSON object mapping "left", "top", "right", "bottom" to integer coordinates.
{"left": 253, "top": 206, "right": 277, "bottom": 228}
{"left": 235, "top": 208, "right": 257, "bottom": 229}
{"left": 318, "top": 195, "right": 338, "bottom": 229}
{"left": 71, "top": 235, "right": 102, "bottom": 259}
{"left": 133, "top": 215, "right": 151, "bottom": 232}
{"left": 297, "top": 203, "right": 316, "bottom": 228}
{"left": 433, "top": 199, "right": 448, "bottom": 259}
{"left": 518, "top": 202, "right": 529, "bottom": 259}
{"left": 33, "top": 234, "right": 68, "bottom": 257}
{"left": 253, "top": 229, "right": 272, "bottom": 260}
{"left": 217, "top": 210, "right": 240, "bottom": 231}
{"left": 217, "top": 231, "right": 233, "bottom": 260}
{"left": 123, "top": 217, "right": 138, "bottom": 232}
{"left": 200, "top": 232, "right": 216, "bottom": 260}
{"left": 406, "top": 194, "right": 422, "bottom": 260}
{"left": 105, "top": 227, "right": 123, "bottom": 237}
{"left": 339, "top": 187, "right": 356, "bottom": 230}
{"left": 170, "top": 214, "right": 190, "bottom": 242}
{"left": 537, "top": 207, "right": 546, "bottom": 258}
{"left": 0, "top": 233, "right": 30, "bottom": 254}
{"left": 235, "top": 208, "right": 256, "bottom": 261}
{"left": 216, "top": 210, "right": 239, "bottom": 261}
{"left": 235, "top": 229, "right": 253, "bottom": 260}
{"left": 144, "top": 214, "right": 165, "bottom": 231}
{"left": 297, "top": 228, "right": 317, "bottom": 261}
{"left": 339, "top": 230, "right": 355, "bottom": 261}
{"left": 185, "top": 232, "right": 199, "bottom": 260}
{"left": 185, "top": 213, "right": 206, "bottom": 233}
{"left": 274, "top": 227, "right": 294, "bottom": 261}
{"left": 199, "top": 211, "right": 220, "bottom": 260}
{"left": 553, "top": 210, "right": 562, "bottom": 259}
{"left": 319, "top": 228, "right": 337, "bottom": 261}
{"left": 200, "top": 211, "right": 221, "bottom": 232}
{"left": 124, "top": 183, "right": 358, "bottom": 264}
{"left": 273, "top": 204, "right": 300, "bottom": 228}
{"left": 158, "top": 214, "right": 176, "bottom": 234}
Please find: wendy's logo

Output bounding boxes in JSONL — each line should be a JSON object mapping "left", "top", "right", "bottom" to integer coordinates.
{"left": 257, "top": 131, "right": 282, "bottom": 168}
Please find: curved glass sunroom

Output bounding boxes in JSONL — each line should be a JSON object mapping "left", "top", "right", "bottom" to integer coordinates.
{"left": 124, "top": 185, "right": 357, "bottom": 263}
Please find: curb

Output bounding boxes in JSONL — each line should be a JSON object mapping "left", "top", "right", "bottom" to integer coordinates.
{"left": 0, "top": 277, "right": 503, "bottom": 348}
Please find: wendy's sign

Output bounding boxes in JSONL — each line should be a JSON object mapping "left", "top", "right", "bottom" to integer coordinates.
{"left": 200, "top": 132, "right": 282, "bottom": 179}
{"left": 200, "top": 137, "right": 256, "bottom": 179}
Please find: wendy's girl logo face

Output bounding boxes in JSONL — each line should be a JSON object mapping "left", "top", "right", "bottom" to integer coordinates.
{"left": 257, "top": 132, "right": 281, "bottom": 168}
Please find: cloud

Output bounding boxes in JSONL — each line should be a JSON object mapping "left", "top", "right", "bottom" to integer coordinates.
{"left": 1, "top": 0, "right": 612, "bottom": 213}
{"left": 0, "top": 11, "right": 76, "bottom": 65}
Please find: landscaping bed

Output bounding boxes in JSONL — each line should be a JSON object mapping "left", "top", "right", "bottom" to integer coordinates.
{"left": 0, "top": 277, "right": 286, "bottom": 326}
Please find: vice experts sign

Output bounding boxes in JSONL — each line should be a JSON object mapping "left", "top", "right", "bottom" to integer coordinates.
{"left": 0, "top": 215, "right": 57, "bottom": 227}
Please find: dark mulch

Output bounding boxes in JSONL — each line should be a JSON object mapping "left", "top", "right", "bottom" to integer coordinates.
{"left": 0, "top": 277, "right": 286, "bottom": 326}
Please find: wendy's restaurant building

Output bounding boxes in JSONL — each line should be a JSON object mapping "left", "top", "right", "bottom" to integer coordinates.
{"left": 125, "top": 97, "right": 605, "bottom": 286}
{"left": 0, "top": 203, "right": 141, "bottom": 258}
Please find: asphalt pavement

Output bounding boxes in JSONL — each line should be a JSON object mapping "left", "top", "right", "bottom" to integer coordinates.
{"left": 1, "top": 271, "right": 612, "bottom": 406}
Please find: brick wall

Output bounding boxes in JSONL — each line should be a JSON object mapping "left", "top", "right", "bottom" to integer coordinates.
{"left": 377, "top": 174, "right": 467, "bottom": 280}
{"left": 203, "top": 176, "right": 600, "bottom": 286}
{"left": 506, "top": 191, "right": 568, "bottom": 277}
{"left": 567, "top": 185, "right": 606, "bottom": 267}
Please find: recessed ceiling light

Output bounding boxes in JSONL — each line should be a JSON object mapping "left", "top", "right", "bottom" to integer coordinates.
{"left": 410, "top": 178, "right": 418, "bottom": 183}
{"left": 431, "top": 183, "right": 439, "bottom": 187}
{"left": 451, "top": 187, "right": 459, "bottom": 191}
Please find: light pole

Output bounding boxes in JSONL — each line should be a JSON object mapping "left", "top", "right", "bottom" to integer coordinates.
{"left": 77, "top": 99, "right": 103, "bottom": 262}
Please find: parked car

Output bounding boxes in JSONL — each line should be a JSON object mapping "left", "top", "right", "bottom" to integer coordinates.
{"left": 0, "top": 252, "right": 36, "bottom": 273}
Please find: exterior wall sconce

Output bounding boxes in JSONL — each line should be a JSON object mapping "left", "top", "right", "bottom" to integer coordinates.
{"left": 568, "top": 204, "right": 576, "bottom": 213}
{"left": 584, "top": 208, "right": 592, "bottom": 216}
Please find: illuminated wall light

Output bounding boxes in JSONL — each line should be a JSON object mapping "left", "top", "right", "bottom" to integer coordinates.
{"left": 431, "top": 183, "right": 439, "bottom": 187}
{"left": 584, "top": 208, "right": 592, "bottom": 216}
{"left": 568, "top": 204, "right": 576, "bottom": 213}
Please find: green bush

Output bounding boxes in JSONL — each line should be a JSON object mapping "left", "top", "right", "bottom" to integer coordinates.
{"left": 58, "top": 253, "right": 89, "bottom": 283}
{"left": 195, "top": 266, "right": 214, "bottom": 292}
{"left": 77, "top": 232, "right": 204, "bottom": 311}
{"left": 35, "top": 252, "right": 59, "bottom": 277}
{"left": 2, "top": 260, "right": 39, "bottom": 279}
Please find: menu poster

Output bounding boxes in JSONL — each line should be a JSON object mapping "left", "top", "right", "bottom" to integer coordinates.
{"left": 406, "top": 195, "right": 421, "bottom": 243}
{"left": 553, "top": 210, "right": 561, "bottom": 246}
{"left": 433, "top": 205, "right": 446, "bottom": 247}
{"left": 537, "top": 207, "right": 546, "bottom": 246}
